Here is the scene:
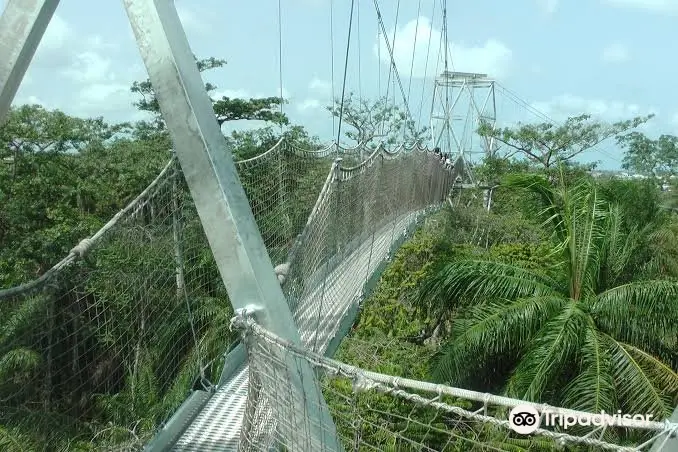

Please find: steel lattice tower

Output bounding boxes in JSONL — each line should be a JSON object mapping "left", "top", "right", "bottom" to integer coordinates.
{"left": 428, "top": 1, "right": 498, "bottom": 184}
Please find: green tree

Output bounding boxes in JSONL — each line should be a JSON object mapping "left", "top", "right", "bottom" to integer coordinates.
{"left": 0, "top": 106, "right": 150, "bottom": 285}
{"left": 420, "top": 174, "right": 678, "bottom": 421}
{"left": 0, "top": 104, "right": 121, "bottom": 156}
{"left": 618, "top": 132, "right": 678, "bottom": 177}
{"left": 130, "top": 56, "right": 288, "bottom": 134}
{"left": 327, "top": 92, "right": 427, "bottom": 152}
{"left": 478, "top": 114, "right": 653, "bottom": 170}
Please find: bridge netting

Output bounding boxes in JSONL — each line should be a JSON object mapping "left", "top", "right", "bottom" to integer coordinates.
{"left": 234, "top": 312, "right": 676, "bottom": 452}
{"left": 0, "top": 132, "right": 674, "bottom": 451}
{"left": 0, "top": 136, "right": 455, "bottom": 449}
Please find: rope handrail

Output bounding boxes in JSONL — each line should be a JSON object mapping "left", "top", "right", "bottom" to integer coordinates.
{"left": 0, "top": 156, "right": 178, "bottom": 300}
{"left": 0, "top": 134, "right": 440, "bottom": 300}
{"left": 233, "top": 311, "right": 678, "bottom": 451}
{"left": 234, "top": 136, "right": 286, "bottom": 164}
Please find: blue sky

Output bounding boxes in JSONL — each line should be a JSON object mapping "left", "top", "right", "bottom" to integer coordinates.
{"left": 2, "top": 0, "right": 677, "bottom": 170}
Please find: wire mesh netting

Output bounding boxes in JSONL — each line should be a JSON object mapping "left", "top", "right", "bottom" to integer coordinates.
{"left": 172, "top": 143, "right": 456, "bottom": 450}
{"left": 0, "top": 138, "right": 335, "bottom": 448}
{"left": 234, "top": 314, "right": 678, "bottom": 452}
{"left": 285, "top": 143, "right": 454, "bottom": 353}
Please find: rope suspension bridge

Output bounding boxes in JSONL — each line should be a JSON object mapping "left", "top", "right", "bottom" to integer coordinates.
{"left": 0, "top": 1, "right": 675, "bottom": 451}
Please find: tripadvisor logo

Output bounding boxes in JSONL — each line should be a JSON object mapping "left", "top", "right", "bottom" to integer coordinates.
{"left": 509, "top": 405, "right": 540, "bottom": 434}
{"left": 508, "top": 404, "right": 654, "bottom": 435}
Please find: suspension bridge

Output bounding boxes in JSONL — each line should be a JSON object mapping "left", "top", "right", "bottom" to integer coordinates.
{"left": 0, "top": 0, "right": 676, "bottom": 451}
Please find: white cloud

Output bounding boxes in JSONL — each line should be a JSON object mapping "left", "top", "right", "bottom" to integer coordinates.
{"left": 15, "top": 95, "right": 49, "bottom": 108}
{"left": 375, "top": 17, "right": 512, "bottom": 79}
{"left": 29, "top": 14, "right": 76, "bottom": 69}
{"left": 61, "top": 51, "right": 116, "bottom": 84}
{"left": 601, "top": 43, "right": 630, "bottom": 63}
{"left": 176, "top": 4, "right": 211, "bottom": 34}
{"left": 536, "top": 0, "right": 559, "bottom": 15}
{"left": 530, "top": 94, "right": 656, "bottom": 122}
{"left": 8, "top": 12, "right": 144, "bottom": 120}
{"left": 602, "top": 0, "right": 678, "bottom": 12}
{"left": 308, "top": 78, "right": 332, "bottom": 97}
{"left": 214, "top": 89, "right": 251, "bottom": 99}
{"left": 40, "top": 14, "right": 74, "bottom": 51}
{"left": 297, "top": 99, "right": 322, "bottom": 113}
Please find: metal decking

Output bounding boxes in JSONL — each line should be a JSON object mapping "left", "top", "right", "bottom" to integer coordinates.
{"left": 169, "top": 213, "right": 419, "bottom": 451}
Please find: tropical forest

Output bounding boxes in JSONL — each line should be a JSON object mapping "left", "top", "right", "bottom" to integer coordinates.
{"left": 0, "top": 56, "right": 677, "bottom": 452}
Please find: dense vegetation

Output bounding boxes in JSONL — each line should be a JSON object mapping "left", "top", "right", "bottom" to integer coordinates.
{"left": 332, "top": 119, "right": 678, "bottom": 449}
{"left": 0, "top": 55, "right": 676, "bottom": 451}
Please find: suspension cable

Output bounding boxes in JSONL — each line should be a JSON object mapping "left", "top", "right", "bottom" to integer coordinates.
{"left": 404, "top": 0, "right": 422, "bottom": 141}
{"left": 498, "top": 83, "right": 624, "bottom": 163}
{"left": 277, "top": 0, "right": 284, "bottom": 133}
{"left": 336, "top": 0, "right": 357, "bottom": 146}
{"left": 356, "top": 0, "right": 362, "bottom": 100}
{"left": 384, "top": 0, "right": 401, "bottom": 107}
{"left": 382, "top": 0, "right": 401, "bottom": 141}
{"left": 417, "top": 0, "right": 436, "bottom": 128}
{"left": 407, "top": 0, "right": 422, "bottom": 103}
{"left": 372, "top": 0, "right": 415, "bottom": 130}
{"left": 330, "top": 0, "right": 337, "bottom": 139}
{"left": 442, "top": 0, "right": 455, "bottom": 71}
{"left": 377, "top": 15, "right": 381, "bottom": 99}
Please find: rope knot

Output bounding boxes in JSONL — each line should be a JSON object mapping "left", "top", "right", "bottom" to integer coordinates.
{"left": 352, "top": 374, "right": 374, "bottom": 393}
{"left": 70, "top": 238, "right": 94, "bottom": 257}
{"left": 230, "top": 308, "right": 257, "bottom": 333}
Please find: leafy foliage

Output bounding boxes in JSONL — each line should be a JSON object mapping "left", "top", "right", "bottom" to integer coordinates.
{"left": 0, "top": 56, "right": 331, "bottom": 450}
{"left": 618, "top": 131, "right": 678, "bottom": 176}
{"left": 1, "top": 73, "right": 677, "bottom": 452}
{"left": 353, "top": 214, "right": 466, "bottom": 341}
{"left": 478, "top": 114, "right": 653, "bottom": 169}
{"left": 327, "top": 92, "right": 427, "bottom": 149}
{"left": 130, "top": 56, "right": 288, "bottom": 132}
{"left": 420, "top": 175, "right": 678, "bottom": 426}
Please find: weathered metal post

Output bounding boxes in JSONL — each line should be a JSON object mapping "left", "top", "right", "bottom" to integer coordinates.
{"left": 121, "top": 1, "right": 342, "bottom": 450}
{"left": 0, "top": 0, "right": 343, "bottom": 449}
{"left": 0, "top": 0, "right": 60, "bottom": 124}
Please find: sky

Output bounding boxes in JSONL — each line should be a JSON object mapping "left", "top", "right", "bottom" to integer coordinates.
{"left": 2, "top": 0, "right": 677, "bottom": 170}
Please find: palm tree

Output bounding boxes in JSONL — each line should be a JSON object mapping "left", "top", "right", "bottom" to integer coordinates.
{"left": 421, "top": 174, "right": 678, "bottom": 421}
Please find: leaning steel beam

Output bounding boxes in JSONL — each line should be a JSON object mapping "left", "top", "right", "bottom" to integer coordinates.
{"left": 0, "top": 0, "right": 60, "bottom": 123}
{"left": 649, "top": 406, "right": 678, "bottom": 451}
{"left": 121, "top": 1, "right": 342, "bottom": 450}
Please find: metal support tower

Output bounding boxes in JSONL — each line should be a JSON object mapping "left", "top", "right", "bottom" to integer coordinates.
{"left": 0, "top": 1, "right": 342, "bottom": 450}
{"left": 429, "top": 70, "right": 497, "bottom": 183}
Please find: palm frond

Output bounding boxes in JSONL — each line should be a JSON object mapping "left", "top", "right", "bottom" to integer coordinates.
{"left": 592, "top": 280, "right": 678, "bottom": 347}
{"left": 486, "top": 435, "right": 559, "bottom": 452}
{"left": 501, "top": 174, "right": 567, "bottom": 243}
{"left": 0, "top": 347, "right": 41, "bottom": 382}
{"left": 0, "top": 294, "right": 48, "bottom": 344}
{"left": 639, "top": 225, "right": 678, "bottom": 278}
{"left": 431, "top": 296, "right": 567, "bottom": 385}
{"left": 606, "top": 336, "right": 678, "bottom": 419}
{"left": 419, "top": 260, "right": 561, "bottom": 308}
{"left": 597, "top": 205, "right": 639, "bottom": 289}
{"left": 505, "top": 303, "right": 588, "bottom": 402}
{"left": 0, "top": 426, "right": 36, "bottom": 452}
{"left": 560, "top": 326, "right": 616, "bottom": 413}
{"left": 562, "top": 182, "right": 609, "bottom": 301}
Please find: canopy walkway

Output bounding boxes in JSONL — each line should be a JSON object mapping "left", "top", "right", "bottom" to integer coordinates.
{"left": 0, "top": 1, "right": 675, "bottom": 451}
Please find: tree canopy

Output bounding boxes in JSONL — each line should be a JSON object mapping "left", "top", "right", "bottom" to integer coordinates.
{"left": 618, "top": 131, "right": 678, "bottom": 176}
{"left": 327, "top": 92, "right": 427, "bottom": 148}
{"left": 0, "top": 57, "right": 677, "bottom": 451}
{"left": 130, "top": 56, "right": 288, "bottom": 132}
{"left": 478, "top": 114, "right": 653, "bottom": 169}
